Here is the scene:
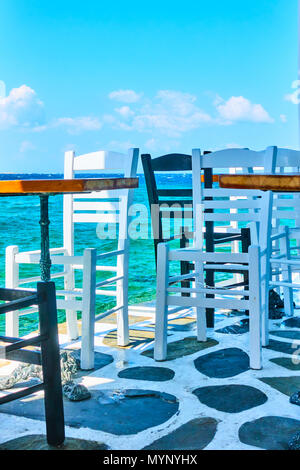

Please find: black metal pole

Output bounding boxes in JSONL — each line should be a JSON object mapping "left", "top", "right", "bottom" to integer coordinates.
{"left": 204, "top": 167, "right": 215, "bottom": 328}
{"left": 39, "top": 196, "right": 65, "bottom": 445}
{"left": 39, "top": 195, "right": 52, "bottom": 282}
{"left": 38, "top": 281, "right": 65, "bottom": 446}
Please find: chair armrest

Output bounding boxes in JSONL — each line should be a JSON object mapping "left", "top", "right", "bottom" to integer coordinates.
{"left": 14, "top": 247, "right": 67, "bottom": 264}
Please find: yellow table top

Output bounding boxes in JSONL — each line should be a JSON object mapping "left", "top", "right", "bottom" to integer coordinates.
{"left": 0, "top": 177, "right": 139, "bottom": 196}
{"left": 219, "top": 174, "right": 300, "bottom": 192}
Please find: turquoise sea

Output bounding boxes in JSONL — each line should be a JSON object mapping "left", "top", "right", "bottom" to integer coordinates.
{"left": 0, "top": 173, "right": 198, "bottom": 336}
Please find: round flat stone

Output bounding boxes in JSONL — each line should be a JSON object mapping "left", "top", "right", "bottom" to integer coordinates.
{"left": 239, "top": 416, "right": 300, "bottom": 450}
{"left": 259, "top": 376, "right": 300, "bottom": 397}
{"left": 142, "top": 337, "right": 219, "bottom": 361}
{"left": 282, "top": 317, "right": 300, "bottom": 328}
{"left": 270, "top": 330, "right": 300, "bottom": 341}
{"left": 118, "top": 366, "right": 175, "bottom": 382}
{"left": 216, "top": 319, "right": 249, "bottom": 335}
{"left": 143, "top": 417, "right": 218, "bottom": 450}
{"left": 0, "top": 435, "right": 108, "bottom": 450}
{"left": 270, "top": 357, "right": 300, "bottom": 371}
{"left": 194, "top": 348, "right": 250, "bottom": 378}
{"left": 193, "top": 385, "right": 267, "bottom": 413}
{"left": 95, "top": 389, "right": 179, "bottom": 435}
{"left": 266, "top": 339, "right": 298, "bottom": 355}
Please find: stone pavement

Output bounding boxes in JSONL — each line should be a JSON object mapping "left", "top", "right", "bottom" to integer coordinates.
{"left": 0, "top": 305, "right": 299, "bottom": 450}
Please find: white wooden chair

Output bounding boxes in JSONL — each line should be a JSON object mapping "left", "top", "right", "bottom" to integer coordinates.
{"left": 263, "top": 147, "right": 300, "bottom": 337}
{"left": 199, "top": 145, "right": 300, "bottom": 346}
{"left": 5, "top": 148, "right": 139, "bottom": 370}
{"left": 154, "top": 149, "right": 273, "bottom": 370}
{"left": 202, "top": 147, "right": 300, "bottom": 346}
{"left": 199, "top": 146, "right": 276, "bottom": 342}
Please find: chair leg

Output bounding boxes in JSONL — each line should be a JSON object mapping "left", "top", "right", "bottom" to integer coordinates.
{"left": 5, "top": 246, "right": 20, "bottom": 337}
{"left": 117, "top": 240, "right": 130, "bottom": 347}
{"left": 261, "top": 281, "right": 270, "bottom": 348}
{"left": 37, "top": 281, "right": 65, "bottom": 447}
{"left": 117, "top": 297, "right": 129, "bottom": 347}
{"left": 154, "top": 243, "right": 169, "bottom": 361}
{"left": 196, "top": 308, "right": 207, "bottom": 341}
{"left": 204, "top": 167, "right": 215, "bottom": 328}
{"left": 195, "top": 259, "right": 207, "bottom": 342}
{"left": 205, "top": 221, "right": 215, "bottom": 328}
{"left": 180, "top": 231, "right": 190, "bottom": 297}
{"left": 64, "top": 267, "right": 79, "bottom": 341}
{"left": 280, "top": 227, "right": 294, "bottom": 317}
{"left": 81, "top": 249, "right": 97, "bottom": 370}
{"left": 261, "top": 250, "right": 270, "bottom": 348}
{"left": 66, "top": 309, "right": 79, "bottom": 341}
{"left": 241, "top": 228, "right": 251, "bottom": 315}
{"left": 248, "top": 246, "right": 262, "bottom": 370}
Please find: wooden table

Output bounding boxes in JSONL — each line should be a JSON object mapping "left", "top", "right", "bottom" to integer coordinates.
{"left": 0, "top": 177, "right": 138, "bottom": 281}
{"left": 219, "top": 174, "right": 300, "bottom": 192}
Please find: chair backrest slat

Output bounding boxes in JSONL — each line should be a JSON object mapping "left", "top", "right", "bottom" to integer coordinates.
{"left": 204, "top": 212, "right": 261, "bottom": 222}
{"left": 73, "top": 201, "right": 119, "bottom": 212}
{"left": 73, "top": 150, "right": 135, "bottom": 173}
{"left": 157, "top": 189, "right": 192, "bottom": 197}
{"left": 63, "top": 148, "right": 139, "bottom": 256}
{"left": 203, "top": 198, "right": 261, "bottom": 210}
{"left": 73, "top": 213, "right": 119, "bottom": 224}
{"left": 150, "top": 153, "right": 191, "bottom": 172}
{"left": 200, "top": 146, "right": 277, "bottom": 173}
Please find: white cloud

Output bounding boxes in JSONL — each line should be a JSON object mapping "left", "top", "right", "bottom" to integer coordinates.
{"left": 156, "top": 90, "right": 198, "bottom": 115}
{"left": 34, "top": 116, "right": 103, "bottom": 134}
{"left": 54, "top": 116, "right": 102, "bottom": 134}
{"left": 133, "top": 91, "right": 212, "bottom": 137}
{"left": 285, "top": 91, "right": 300, "bottom": 105}
{"left": 284, "top": 80, "right": 300, "bottom": 105}
{"left": 108, "top": 90, "right": 142, "bottom": 103}
{"left": 115, "top": 106, "right": 134, "bottom": 118}
{"left": 110, "top": 90, "right": 212, "bottom": 137}
{"left": 0, "top": 85, "right": 45, "bottom": 129}
{"left": 216, "top": 96, "right": 273, "bottom": 124}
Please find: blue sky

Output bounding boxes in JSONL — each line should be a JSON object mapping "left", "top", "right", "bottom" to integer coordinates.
{"left": 0, "top": 0, "right": 298, "bottom": 172}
